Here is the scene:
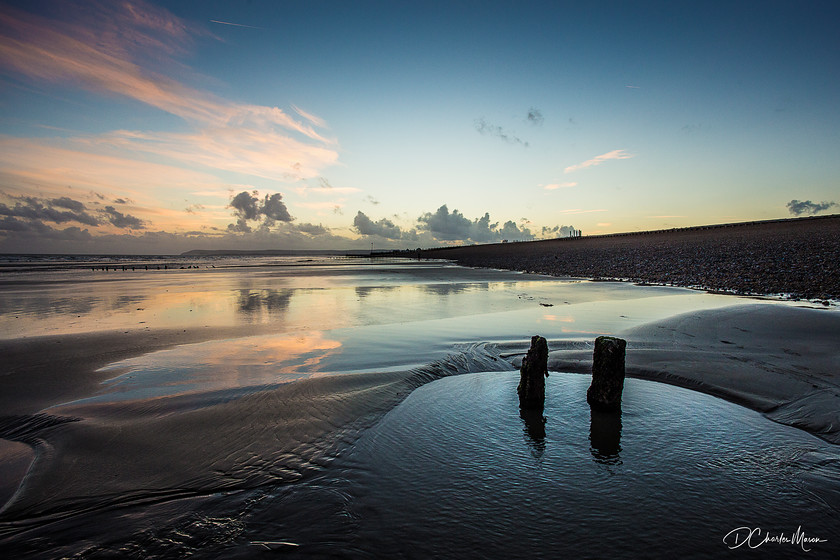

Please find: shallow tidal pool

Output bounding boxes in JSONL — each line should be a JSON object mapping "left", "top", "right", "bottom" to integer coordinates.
{"left": 305, "top": 372, "right": 840, "bottom": 559}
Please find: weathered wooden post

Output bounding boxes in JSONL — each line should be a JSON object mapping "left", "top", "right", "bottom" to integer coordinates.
{"left": 586, "top": 336, "right": 626, "bottom": 411}
{"left": 518, "top": 335, "right": 549, "bottom": 410}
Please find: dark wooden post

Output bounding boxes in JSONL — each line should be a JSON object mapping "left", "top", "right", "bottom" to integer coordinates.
{"left": 586, "top": 336, "right": 626, "bottom": 411}
{"left": 518, "top": 335, "right": 549, "bottom": 410}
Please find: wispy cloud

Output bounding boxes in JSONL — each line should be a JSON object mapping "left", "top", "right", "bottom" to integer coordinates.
{"left": 543, "top": 182, "right": 577, "bottom": 190}
{"left": 293, "top": 177, "right": 361, "bottom": 197}
{"left": 0, "top": 136, "right": 221, "bottom": 197}
{"left": 210, "top": 19, "right": 264, "bottom": 30}
{"left": 557, "top": 208, "right": 608, "bottom": 214}
{"left": 474, "top": 118, "right": 529, "bottom": 147}
{"left": 564, "top": 150, "right": 633, "bottom": 173}
{"left": 293, "top": 105, "right": 328, "bottom": 128}
{"left": 0, "top": 1, "right": 338, "bottom": 193}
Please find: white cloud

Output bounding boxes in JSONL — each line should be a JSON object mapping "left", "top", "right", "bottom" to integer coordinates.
{"left": 564, "top": 150, "right": 633, "bottom": 173}
{"left": 557, "top": 208, "right": 608, "bottom": 214}
{"left": 543, "top": 182, "right": 578, "bottom": 190}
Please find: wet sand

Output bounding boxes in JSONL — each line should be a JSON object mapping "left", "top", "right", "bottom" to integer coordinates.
{"left": 501, "top": 303, "right": 840, "bottom": 444}
{"left": 0, "top": 326, "right": 287, "bottom": 416}
{"left": 419, "top": 214, "right": 840, "bottom": 299}
{"left": 0, "top": 327, "right": 504, "bottom": 526}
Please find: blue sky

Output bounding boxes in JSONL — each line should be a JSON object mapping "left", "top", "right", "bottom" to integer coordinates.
{"left": 1, "top": 0, "right": 838, "bottom": 253}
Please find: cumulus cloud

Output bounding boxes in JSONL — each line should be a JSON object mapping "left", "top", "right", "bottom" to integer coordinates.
{"left": 295, "top": 222, "right": 329, "bottom": 236}
{"left": 0, "top": 215, "right": 93, "bottom": 241}
{"left": 417, "top": 205, "right": 534, "bottom": 243}
{"left": 353, "top": 211, "right": 404, "bottom": 239}
{"left": 50, "top": 196, "right": 86, "bottom": 212}
{"left": 229, "top": 191, "right": 260, "bottom": 228}
{"left": 474, "top": 118, "right": 529, "bottom": 147}
{"left": 102, "top": 205, "right": 145, "bottom": 229}
{"left": 0, "top": 196, "right": 100, "bottom": 226}
{"left": 261, "top": 193, "right": 292, "bottom": 224}
{"left": 564, "top": 150, "right": 633, "bottom": 173}
{"left": 786, "top": 199, "right": 837, "bottom": 216}
{"left": 228, "top": 190, "right": 293, "bottom": 232}
{"left": 541, "top": 225, "right": 579, "bottom": 238}
{"left": 499, "top": 220, "right": 527, "bottom": 239}
{"left": 418, "top": 205, "right": 482, "bottom": 241}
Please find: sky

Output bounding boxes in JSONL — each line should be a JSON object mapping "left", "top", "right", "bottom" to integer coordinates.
{"left": 1, "top": 0, "right": 838, "bottom": 254}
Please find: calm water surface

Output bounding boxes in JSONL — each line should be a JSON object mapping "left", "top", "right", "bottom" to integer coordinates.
{"left": 1, "top": 255, "right": 744, "bottom": 340}
{"left": 329, "top": 373, "right": 840, "bottom": 559}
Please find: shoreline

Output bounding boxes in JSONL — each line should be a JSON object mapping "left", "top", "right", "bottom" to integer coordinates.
{"left": 418, "top": 214, "right": 840, "bottom": 300}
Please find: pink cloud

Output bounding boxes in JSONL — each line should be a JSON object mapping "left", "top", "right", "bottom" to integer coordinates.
{"left": 0, "top": 135, "right": 231, "bottom": 232}
{"left": 0, "top": 1, "right": 338, "bottom": 183}
{"left": 564, "top": 150, "right": 633, "bottom": 173}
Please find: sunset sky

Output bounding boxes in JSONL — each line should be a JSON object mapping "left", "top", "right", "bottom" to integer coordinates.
{"left": 1, "top": 0, "right": 838, "bottom": 254}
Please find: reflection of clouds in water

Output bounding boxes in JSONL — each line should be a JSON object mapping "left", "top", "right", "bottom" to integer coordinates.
{"left": 541, "top": 314, "right": 574, "bottom": 322}
{"left": 110, "top": 295, "right": 147, "bottom": 310}
{"left": 237, "top": 289, "right": 293, "bottom": 315}
{"left": 421, "top": 282, "right": 488, "bottom": 296}
{"left": 91, "top": 331, "right": 344, "bottom": 403}
{"left": 0, "top": 295, "right": 98, "bottom": 316}
{"left": 355, "top": 285, "right": 398, "bottom": 299}
{"left": 208, "top": 332, "right": 343, "bottom": 376}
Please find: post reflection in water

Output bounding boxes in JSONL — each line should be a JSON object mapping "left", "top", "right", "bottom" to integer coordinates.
{"left": 520, "top": 408, "right": 547, "bottom": 459}
{"left": 236, "top": 289, "right": 293, "bottom": 317}
{"left": 589, "top": 408, "right": 622, "bottom": 465}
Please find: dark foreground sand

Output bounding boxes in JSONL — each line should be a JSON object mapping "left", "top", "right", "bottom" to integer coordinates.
{"left": 419, "top": 215, "right": 840, "bottom": 299}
